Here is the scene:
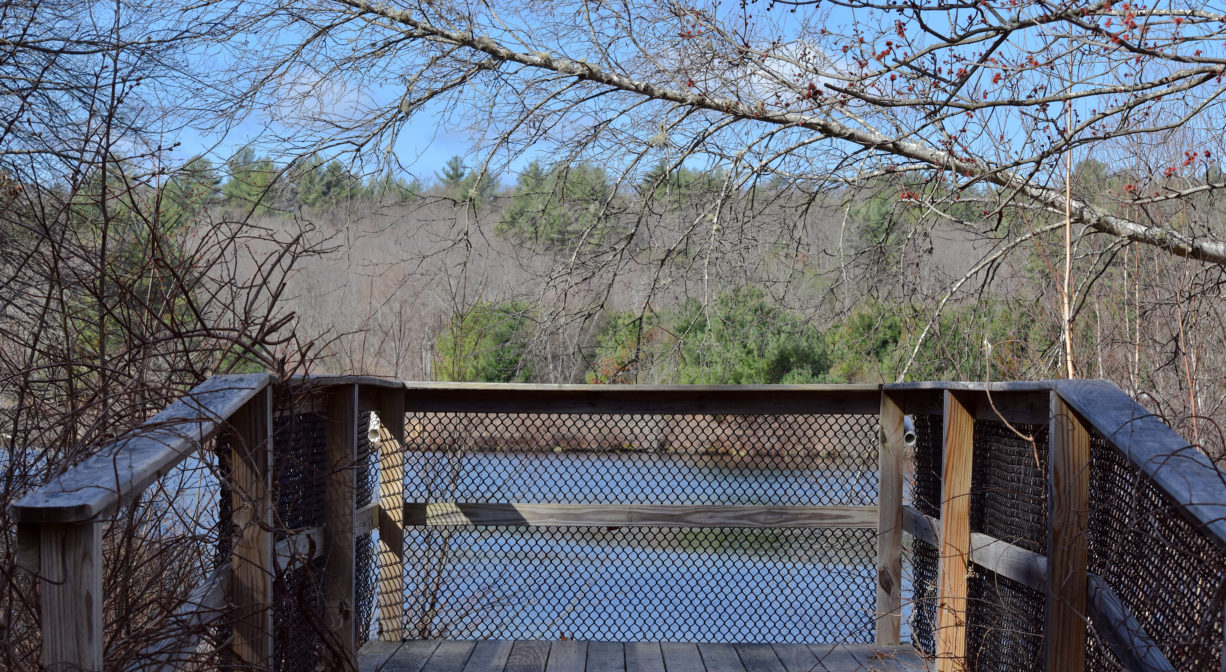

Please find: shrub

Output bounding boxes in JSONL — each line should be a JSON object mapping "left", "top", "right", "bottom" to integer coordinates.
{"left": 434, "top": 301, "right": 534, "bottom": 382}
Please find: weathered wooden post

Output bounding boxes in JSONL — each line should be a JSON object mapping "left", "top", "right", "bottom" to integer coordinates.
{"left": 1046, "top": 392, "right": 1090, "bottom": 672}
{"left": 324, "top": 384, "right": 359, "bottom": 670}
{"left": 876, "top": 390, "right": 905, "bottom": 646}
{"left": 230, "top": 385, "right": 275, "bottom": 667}
{"left": 37, "top": 521, "right": 104, "bottom": 670}
{"left": 373, "top": 389, "right": 406, "bottom": 642}
{"left": 936, "top": 391, "right": 974, "bottom": 672}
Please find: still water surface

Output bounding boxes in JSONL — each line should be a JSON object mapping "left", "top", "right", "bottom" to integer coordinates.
{"left": 391, "top": 452, "right": 912, "bottom": 643}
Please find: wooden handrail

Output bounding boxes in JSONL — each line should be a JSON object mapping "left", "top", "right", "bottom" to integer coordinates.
{"left": 1054, "top": 379, "right": 1226, "bottom": 551}
{"left": 9, "top": 374, "right": 274, "bottom": 524}
{"left": 21, "top": 375, "right": 1221, "bottom": 672}
{"left": 891, "top": 380, "right": 1226, "bottom": 672}
{"left": 402, "top": 381, "right": 881, "bottom": 415}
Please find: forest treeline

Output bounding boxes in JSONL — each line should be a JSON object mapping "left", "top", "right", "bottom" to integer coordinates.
{"left": 155, "top": 149, "right": 1189, "bottom": 399}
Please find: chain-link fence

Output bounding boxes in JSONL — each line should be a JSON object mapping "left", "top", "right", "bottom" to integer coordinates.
{"left": 254, "top": 392, "right": 380, "bottom": 671}
{"left": 906, "top": 388, "right": 1226, "bottom": 672}
{"left": 388, "top": 410, "right": 882, "bottom": 643}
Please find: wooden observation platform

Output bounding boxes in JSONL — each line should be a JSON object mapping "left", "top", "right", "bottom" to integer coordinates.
{"left": 9, "top": 377, "right": 1226, "bottom": 671}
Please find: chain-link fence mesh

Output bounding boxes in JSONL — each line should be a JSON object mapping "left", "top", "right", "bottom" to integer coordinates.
{"left": 908, "top": 412, "right": 941, "bottom": 656}
{"left": 389, "top": 411, "right": 881, "bottom": 643}
{"left": 964, "top": 571, "right": 1046, "bottom": 671}
{"left": 1087, "top": 430, "right": 1226, "bottom": 672}
{"left": 260, "top": 395, "right": 380, "bottom": 671}
{"left": 271, "top": 405, "right": 328, "bottom": 671}
{"left": 907, "top": 391, "right": 1226, "bottom": 672}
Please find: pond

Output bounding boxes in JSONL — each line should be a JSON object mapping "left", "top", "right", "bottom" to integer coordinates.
{"left": 386, "top": 451, "right": 913, "bottom": 644}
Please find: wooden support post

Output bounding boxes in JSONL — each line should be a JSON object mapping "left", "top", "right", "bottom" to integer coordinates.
{"left": 325, "top": 384, "right": 359, "bottom": 670}
{"left": 876, "top": 391, "right": 905, "bottom": 646}
{"left": 39, "top": 521, "right": 103, "bottom": 670}
{"left": 936, "top": 391, "right": 974, "bottom": 672}
{"left": 374, "top": 389, "right": 405, "bottom": 641}
{"left": 1047, "top": 393, "right": 1090, "bottom": 672}
{"left": 230, "top": 386, "right": 274, "bottom": 668}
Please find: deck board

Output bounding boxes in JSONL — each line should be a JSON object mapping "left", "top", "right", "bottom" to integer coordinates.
{"left": 462, "top": 640, "right": 515, "bottom": 672}
{"left": 660, "top": 643, "right": 704, "bottom": 672}
{"left": 506, "top": 640, "right": 552, "bottom": 672}
{"left": 586, "top": 641, "right": 625, "bottom": 672}
{"left": 423, "top": 640, "right": 476, "bottom": 672}
{"left": 360, "top": 640, "right": 930, "bottom": 672}
{"left": 547, "top": 641, "right": 589, "bottom": 672}
{"left": 734, "top": 644, "right": 785, "bottom": 672}
{"left": 770, "top": 643, "right": 818, "bottom": 672}
{"left": 624, "top": 642, "right": 666, "bottom": 672}
{"left": 696, "top": 643, "right": 746, "bottom": 672}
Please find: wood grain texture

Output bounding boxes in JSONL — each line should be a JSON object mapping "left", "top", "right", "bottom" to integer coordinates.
{"left": 660, "top": 642, "right": 704, "bottom": 672}
{"left": 1047, "top": 393, "right": 1090, "bottom": 672}
{"left": 881, "top": 386, "right": 1050, "bottom": 425}
{"left": 354, "top": 501, "right": 380, "bottom": 536}
{"left": 969, "top": 532, "right": 1047, "bottom": 594}
{"left": 883, "top": 381, "right": 1055, "bottom": 392}
{"left": 876, "top": 392, "right": 905, "bottom": 646}
{"left": 695, "top": 643, "right": 745, "bottom": 672}
{"left": 587, "top": 642, "right": 625, "bottom": 672}
{"left": 769, "top": 644, "right": 817, "bottom": 672}
{"left": 807, "top": 644, "right": 866, "bottom": 671}
{"left": 10, "top": 374, "right": 273, "bottom": 523}
{"left": 39, "top": 522, "right": 102, "bottom": 670}
{"left": 229, "top": 388, "right": 275, "bottom": 667}
{"left": 401, "top": 383, "right": 879, "bottom": 415}
{"left": 733, "top": 644, "right": 784, "bottom": 672}
{"left": 376, "top": 640, "right": 438, "bottom": 671}
{"left": 1087, "top": 574, "right": 1175, "bottom": 672}
{"left": 404, "top": 503, "right": 878, "bottom": 529}
{"left": 624, "top": 642, "right": 665, "bottom": 672}
{"left": 422, "top": 640, "right": 476, "bottom": 672}
{"left": 904, "top": 506, "right": 1046, "bottom": 592}
{"left": 901, "top": 505, "right": 939, "bottom": 547}
{"left": 359, "top": 641, "right": 929, "bottom": 672}
{"left": 935, "top": 391, "right": 973, "bottom": 672}
{"left": 1055, "top": 379, "right": 1226, "bottom": 551}
{"left": 463, "top": 640, "right": 515, "bottom": 671}
{"left": 377, "top": 391, "right": 407, "bottom": 641}
{"left": 507, "top": 641, "right": 552, "bottom": 672}
{"left": 546, "top": 641, "right": 588, "bottom": 672}
{"left": 908, "top": 506, "right": 1175, "bottom": 672}
{"left": 324, "top": 384, "right": 360, "bottom": 671}
{"left": 356, "top": 640, "right": 401, "bottom": 670}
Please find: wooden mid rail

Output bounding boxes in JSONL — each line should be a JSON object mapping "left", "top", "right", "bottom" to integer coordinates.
{"left": 9, "top": 378, "right": 1226, "bottom": 671}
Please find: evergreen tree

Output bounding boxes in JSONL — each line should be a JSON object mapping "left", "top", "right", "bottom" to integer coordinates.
{"left": 436, "top": 155, "right": 497, "bottom": 203}
{"left": 222, "top": 147, "right": 279, "bottom": 214}
{"left": 161, "top": 156, "right": 219, "bottom": 226}
{"left": 497, "top": 161, "right": 614, "bottom": 248}
{"left": 436, "top": 155, "right": 467, "bottom": 196}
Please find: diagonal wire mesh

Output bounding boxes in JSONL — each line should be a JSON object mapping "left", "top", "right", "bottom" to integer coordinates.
{"left": 907, "top": 395, "right": 1226, "bottom": 672}
{"left": 388, "top": 411, "right": 881, "bottom": 643}
{"left": 908, "top": 412, "right": 942, "bottom": 657}
{"left": 1086, "top": 431, "right": 1226, "bottom": 672}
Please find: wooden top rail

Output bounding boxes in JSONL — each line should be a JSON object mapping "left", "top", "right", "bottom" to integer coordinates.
{"left": 1055, "top": 379, "right": 1226, "bottom": 551}
{"left": 8, "top": 374, "right": 274, "bottom": 524}
{"left": 401, "top": 382, "right": 881, "bottom": 415}
{"left": 885, "top": 379, "right": 1226, "bottom": 551}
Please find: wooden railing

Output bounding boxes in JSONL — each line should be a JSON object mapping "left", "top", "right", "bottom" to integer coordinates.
{"left": 9, "top": 377, "right": 1226, "bottom": 671}
{"left": 886, "top": 381, "right": 1226, "bottom": 672}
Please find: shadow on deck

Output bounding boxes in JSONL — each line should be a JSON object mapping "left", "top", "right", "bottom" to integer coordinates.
{"left": 359, "top": 640, "right": 929, "bottom": 672}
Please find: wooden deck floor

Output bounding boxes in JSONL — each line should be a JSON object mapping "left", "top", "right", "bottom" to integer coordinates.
{"left": 359, "top": 640, "right": 931, "bottom": 672}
